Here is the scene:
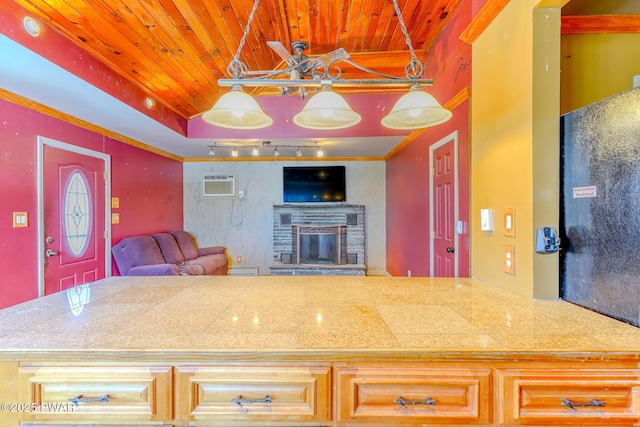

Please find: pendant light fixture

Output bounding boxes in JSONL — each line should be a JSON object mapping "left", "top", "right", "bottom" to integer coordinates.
{"left": 381, "top": 85, "right": 453, "bottom": 129}
{"left": 293, "top": 86, "right": 361, "bottom": 130}
{"left": 379, "top": 0, "right": 451, "bottom": 130}
{"left": 206, "top": 0, "right": 451, "bottom": 131}
{"left": 202, "top": 85, "right": 273, "bottom": 129}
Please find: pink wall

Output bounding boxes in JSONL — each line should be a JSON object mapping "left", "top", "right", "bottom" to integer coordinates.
{"left": 385, "top": 1, "right": 473, "bottom": 277}
{"left": 108, "top": 140, "right": 183, "bottom": 276}
{"left": 0, "top": 99, "right": 183, "bottom": 309}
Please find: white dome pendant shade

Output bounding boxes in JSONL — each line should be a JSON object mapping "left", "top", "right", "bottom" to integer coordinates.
{"left": 202, "top": 85, "right": 273, "bottom": 129}
{"left": 293, "top": 86, "right": 361, "bottom": 130}
{"left": 381, "top": 85, "right": 452, "bottom": 130}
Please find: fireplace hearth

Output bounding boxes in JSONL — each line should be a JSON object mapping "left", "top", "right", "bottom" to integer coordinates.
{"left": 271, "top": 204, "right": 366, "bottom": 276}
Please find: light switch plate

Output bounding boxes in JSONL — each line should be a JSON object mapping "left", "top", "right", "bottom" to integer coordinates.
{"left": 111, "top": 197, "right": 120, "bottom": 209}
{"left": 13, "top": 212, "right": 28, "bottom": 228}
{"left": 503, "top": 208, "right": 515, "bottom": 237}
{"left": 111, "top": 213, "right": 120, "bottom": 224}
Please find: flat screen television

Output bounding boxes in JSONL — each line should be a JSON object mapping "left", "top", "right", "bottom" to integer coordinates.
{"left": 283, "top": 166, "right": 346, "bottom": 203}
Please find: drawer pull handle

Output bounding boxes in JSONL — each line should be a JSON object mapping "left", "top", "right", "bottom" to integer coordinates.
{"left": 231, "top": 395, "right": 272, "bottom": 413}
{"left": 561, "top": 398, "right": 605, "bottom": 411}
{"left": 68, "top": 394, "right": 109, "bottom": 407}
{"left": 394, "top": 396, "right": 436, "bottom": 408}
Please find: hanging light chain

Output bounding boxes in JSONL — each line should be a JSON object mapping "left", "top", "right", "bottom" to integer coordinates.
{"left": 391, "top": 0, "right": 424, "bottom": 80}
{"left": 227, "top": 0, "right": 262, "bottom": 78}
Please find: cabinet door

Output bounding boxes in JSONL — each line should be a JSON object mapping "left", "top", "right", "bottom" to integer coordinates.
{"left": 18, "top": 365, "right": 172, "bottom": 424}
{"left": 335, "top": 365, "right": 492, "bottom": 425}
{"left": 498, "top": 368, "right": 640, "bottom": 425}
{"left": 175, "top": 365, "right": 332, "bottom": 425}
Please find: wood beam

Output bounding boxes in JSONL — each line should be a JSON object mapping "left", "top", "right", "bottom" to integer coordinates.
{"left": 459, "top": 0, "right": 510, "bottom": 44}
{"left": 562, "top": 15, "right": 640, "bottom": 35}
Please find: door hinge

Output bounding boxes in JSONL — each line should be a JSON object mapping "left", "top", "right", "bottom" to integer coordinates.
{"left": 104, "top": 230, "right": 108, "bottom": 239}
{"left": 103, "top": 171, "right": 108, "bottom": 181}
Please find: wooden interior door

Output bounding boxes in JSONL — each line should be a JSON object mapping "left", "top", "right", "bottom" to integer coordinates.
{"left": 43, "top": 144, "right": 106, "bottom": 295}
{"left": 432, "top": 139, "right": 456, "bottom": 276}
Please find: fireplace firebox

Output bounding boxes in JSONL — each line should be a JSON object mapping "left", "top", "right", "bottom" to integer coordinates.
{"left": 292, "top": 225, "right": 347, "bottom": 265}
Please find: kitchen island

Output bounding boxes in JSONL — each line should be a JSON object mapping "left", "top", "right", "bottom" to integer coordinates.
{"left": 1, "top": 275, "right": 640, "bottom": 426}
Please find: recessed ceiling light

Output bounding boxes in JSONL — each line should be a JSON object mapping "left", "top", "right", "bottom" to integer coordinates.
{"left": 23, "top": 17, "right": 40, "bottom": 37}
{"left": 145, "top": 97, "right": 154, "bottom": 109}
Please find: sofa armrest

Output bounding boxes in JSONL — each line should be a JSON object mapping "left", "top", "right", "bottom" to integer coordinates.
{"left": 198, "top": 246, "right": 226, "bottom": 256}
{"left": 126, "top": 264, "right": 179, "bottom": 276}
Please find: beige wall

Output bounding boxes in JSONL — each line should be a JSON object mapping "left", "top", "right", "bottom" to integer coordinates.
{"left": 561, "top": 33, "right": 640, "bottom": 114}
{"left": 471, "top": 0, "right": 564, "bottom": 298}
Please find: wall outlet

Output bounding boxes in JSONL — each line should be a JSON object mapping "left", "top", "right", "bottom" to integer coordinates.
{"left": 407, "top": 270, "right": 411, "bottom": 277}
{"left": 503, "top": 245, "right": 515, "bottom": 275}
{"left": 237, "top": 255, "right": 243, "bottom": 263}
{"left": 238, "top": 190, "right": 244, "bottom": 199}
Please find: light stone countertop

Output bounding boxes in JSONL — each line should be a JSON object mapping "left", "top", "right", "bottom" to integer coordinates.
{"left": 1, "top": 275, "right": 639, "bottom": 356}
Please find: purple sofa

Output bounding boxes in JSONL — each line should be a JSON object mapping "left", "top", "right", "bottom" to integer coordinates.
{"left": 112, "top": 231, "right": 228, "bottom": 276}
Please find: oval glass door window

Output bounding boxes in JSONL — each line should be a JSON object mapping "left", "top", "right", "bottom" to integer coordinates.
{"left": 63, "top": 171, "right": 92, "bottom": 256}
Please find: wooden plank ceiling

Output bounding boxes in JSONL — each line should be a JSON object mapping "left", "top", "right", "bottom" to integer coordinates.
{"left": 12, "top": 0, "right": 462, "bottom": 120}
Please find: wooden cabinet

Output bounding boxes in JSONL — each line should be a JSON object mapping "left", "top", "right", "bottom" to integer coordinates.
{"left": 335, "top": 364, "right": 492, "bottom": 425}
{"left": 17, "top": 365, "right": 172, "bottom": 424}
{"left": 497, "top": 368, "right": 640, "bottom": 425}
{"left": 6, "top": 361, "right": 640, "bottom": 426}
{"left": 174, "top": 364, "right": 332, "bottom": 426}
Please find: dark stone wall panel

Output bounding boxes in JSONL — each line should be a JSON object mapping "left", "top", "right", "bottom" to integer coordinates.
{"left": 561, "top": 88, "right": 640, "bottom": 327}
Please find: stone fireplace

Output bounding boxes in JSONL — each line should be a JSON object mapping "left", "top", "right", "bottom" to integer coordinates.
{"left": 271, "top": 204, "right": 365, "bottom": 275}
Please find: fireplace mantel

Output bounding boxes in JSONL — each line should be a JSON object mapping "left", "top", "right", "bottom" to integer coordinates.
{"left": 271, "top": 204, "right": 366, "bottom": 276}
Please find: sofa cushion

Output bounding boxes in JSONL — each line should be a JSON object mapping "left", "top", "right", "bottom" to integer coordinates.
{"left": 198, "top": 246, "right": 226, "bottom": 256}
{"left": 184, "top": 254, "right": 227, "bottom": 275}
{"left": 170, "top": 231, "right": 199, "bottom": 260}
{"left": 112, "top": 236, "right": 166, "bottom": 275}
{"left": 151, "top": 233, "right": 185, "bottom": 264}
{"left": 128, "top": 264, "right": 180, "bottom": 276}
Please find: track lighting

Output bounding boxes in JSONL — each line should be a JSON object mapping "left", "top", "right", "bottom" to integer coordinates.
{"left": 205, "top": 142, "right": 326, "bottom": 158}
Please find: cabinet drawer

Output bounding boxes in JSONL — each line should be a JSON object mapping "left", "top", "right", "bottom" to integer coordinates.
{"left": 498, "top": 368, "right": 640, "bottom": 425}
{"left": 175, "top": 365, "right": 332, "bottom": 425}
{"left": 18, "top": 365, "right": 172, "bottom": 424}
{"left": 335, "top": 365, "right": 492, "bottom": 425}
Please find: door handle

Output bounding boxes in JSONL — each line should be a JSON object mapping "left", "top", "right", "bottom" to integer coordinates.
{"left": 46, "top": 249, "right": 58, "bottom": 257}
{"left": 446, "top": 247, "right": 455, "bottom": 253}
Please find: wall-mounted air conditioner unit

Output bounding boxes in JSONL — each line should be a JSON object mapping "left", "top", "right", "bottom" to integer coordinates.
{"left": 203, "top": 174, "right": 235, "bottom": 197}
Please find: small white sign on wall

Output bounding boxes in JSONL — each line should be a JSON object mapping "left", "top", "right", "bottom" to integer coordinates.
{"left": 573, "top": 185, "right": 597, "bottom": 198}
